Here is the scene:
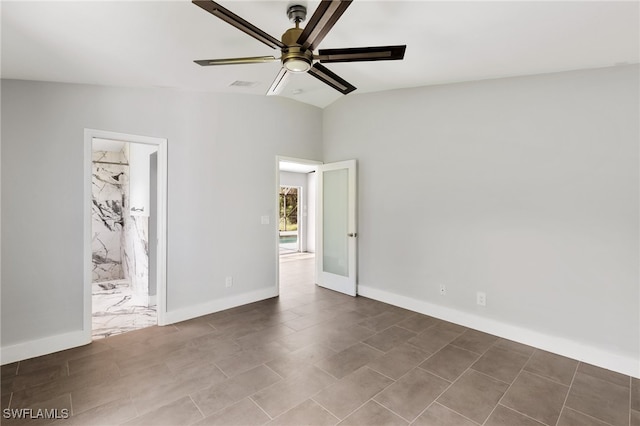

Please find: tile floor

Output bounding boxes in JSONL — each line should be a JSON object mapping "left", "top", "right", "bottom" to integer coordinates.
{"left": 1, "top": 255, "right": 638, "bottom": 425}
{"left": 92, "top": 280, "right": 157, "bottom": 339}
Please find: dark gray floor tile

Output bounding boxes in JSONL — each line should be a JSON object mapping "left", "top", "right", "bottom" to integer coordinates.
{"left": 374, "top": 368, "right": 450, "bottom": 422}
{"left": 557, "top": 407, "right": 611, "bottom": 426}
{"left": 315, "top": 343, "right": 383, "bottom": 379}
{"left": 450, "top": 330, "right": 498, "bottom": 354}
{"left": 53, "top": 397, "right": 137, "bottom": 426}
{"left": 493, "top": 339, "right": 536, "bottom": 357}
{"left": 633, "top": 377, "right": 640, "bottom": 411}
{"left": 367, "top": 343, "right": 430, "bottom": 380}
{"left": 338, "top": 401, "right": 407, "bottom": 426}
{"left": 485, "top": 404, "right": 545, "bottom": 426}
{"left": 437, "top": 370, "right": 508, "bottom": 424}
{"left": 321, "top": 325, "right": 377, "bottom": 352}
{"left": 268, "top": 399, "right": 338, "bottom": 426}
{"left": 363, "top": 326, "right": 416, "bottom": 352}
{"left": 191, "top": 365, "right": 281, "bottom": 417}
{"left": 71, "top": 379, "right": 133, "bottom": 414}
{"left": 419, "top": 344, "right": 479, "bottom": 382}
{"left": 1, "top": 362, "right": 19, "bottom": 379}
{"left": 251, "top": 366, "right": 336, "bottom": 418}
{"left": 314, "top": 367, "right": 393, "bottom": 420}
{"left": 122, "top": 396, "right": 203, "bottom": 426}
{"left": 565, "top": 370, "right": 630, "bottom": 426}
{"left": 358, "top": 310, "right": 409, "bottom": 332}
{"left": 215, "top": 342, "right": 290, "bottom": 377}
{"left": 432, "top": 321, "right": 467, "bottom": 334}
{"left": 577, "top": 362, "right": 630, "bottom": 388}
{"left": 471, "top": 345, "right": 530, "bottom": 383}
{"left": 395, "top": 314, "right": 438, "bottom": 333}
{"left": 1, "top": 392, "right": 11, "bottom": 412}
{"left": 407, "top": 327, "right": 461, "bottom": 354}
{"left": 194, "top": 398, "right": 270, "bottom": 426}
{"left": 9, "top": 364, "right": 68, "bottom": 393}
{"left": 523, "top": 350, "right": 577, "bottom": 386}
{"left": 411, "top": 402, "right": 477, "bottom": 426}
{"left": 501, "top": 370, "right": 568, "bottom": 425}
{"left": 266, "top": 344, "right": 337, "bottom": 378}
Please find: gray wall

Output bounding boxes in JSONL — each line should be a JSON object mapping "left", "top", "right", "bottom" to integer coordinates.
{"left": 323, "top": 65, "right": 639, "bottom": 362}
{"left": 2, "top": 65, "right": 638, "bottom": 372}
{"left": 1, "top": 80, "right": 322, "bottom": 347}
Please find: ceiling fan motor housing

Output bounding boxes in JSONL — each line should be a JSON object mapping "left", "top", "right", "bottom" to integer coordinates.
{"left": 281, "top": 27, "right": 313, "bottom": 72}
{"left": 287, "top": 5, "right": 307, "bottom": 23}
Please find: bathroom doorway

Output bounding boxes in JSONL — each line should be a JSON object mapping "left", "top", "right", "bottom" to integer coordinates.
{"left": 84, "top": 129, "right": 168, "bottom": 341}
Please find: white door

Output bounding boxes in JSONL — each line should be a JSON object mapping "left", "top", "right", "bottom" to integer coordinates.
{"left": 317, "top": 160, "right": 357, "bottom": 296}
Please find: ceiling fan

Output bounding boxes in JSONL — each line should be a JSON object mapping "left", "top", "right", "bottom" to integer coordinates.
{"left": 192, "top": 0, "right": 406, "bottom": 96}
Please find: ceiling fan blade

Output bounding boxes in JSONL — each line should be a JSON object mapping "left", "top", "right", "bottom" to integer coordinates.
{"left": 297, "top": 0, "right": 353, "bottom": 51}
{"left": 193, "top": 0, "right": 285, "bottom": 50}
{"left": 308, "top": 63, "right": 356, "bottom": 95}
{"left": 267, "top": 68, "right": 290, "bottom": 96}
{"left": 316, "top": 45, "right": 406, "bottom": 63}
{"left": 195, "top": 56, "right": 279, "bottom": 66}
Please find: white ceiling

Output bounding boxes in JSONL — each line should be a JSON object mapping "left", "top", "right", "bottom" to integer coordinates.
{"left": 2, "top": 1, "right": 638, "bottom": 109}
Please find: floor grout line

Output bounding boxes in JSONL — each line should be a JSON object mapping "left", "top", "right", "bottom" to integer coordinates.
{"left": 484, "top": 348, "right": 538, "bottom": 426}
{"left": 554, "top": 360, "right": 579, "bottom": 426}
{"left": 249, "top": 395, "right": 274, "bottom": 421}
{"left": 524, "top": 369, "right": 573, "bottom": 388}
{"left": 189, "top": 395, "right": 206, "bottom": 421}
{"left": 308, "top": 397, "right": 341, "bottom": 425}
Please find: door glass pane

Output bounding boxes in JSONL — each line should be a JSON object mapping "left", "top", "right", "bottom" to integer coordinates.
{"left": 323, "top": 168, "right": 348, "bottom": 276}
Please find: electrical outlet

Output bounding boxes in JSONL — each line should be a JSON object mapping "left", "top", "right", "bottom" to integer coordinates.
{"left": 477, "top": 291, "right": 486, "bottom": 306}
{"left": 439, "top": 284, "right": 446, "bottom": 296}
{"left": 225, "top": 276, "right": 233, "bottom": 288}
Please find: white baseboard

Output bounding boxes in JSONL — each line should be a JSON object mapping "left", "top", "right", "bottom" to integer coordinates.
{"left": 358, "top": 284, "right": 640, "bottom": 379}
{"left": 163, "top": 286, "right": 279, "bottom": 325}
{"left": 1, "top": 330, "right": 91, "bottom": 365}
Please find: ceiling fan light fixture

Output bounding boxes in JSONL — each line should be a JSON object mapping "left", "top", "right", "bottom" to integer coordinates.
{"left": 283, "top": 57, "right": 311, "bottom": 73}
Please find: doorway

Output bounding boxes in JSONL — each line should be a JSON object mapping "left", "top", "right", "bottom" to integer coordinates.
{"left": 279, "top": 185, "right": 300, "bottom": 255}
{"left": 277, "top": 157, "right": 320, "bottom": 293}
{"left": 84, "top": 129, "right": 168, "bottom": 342}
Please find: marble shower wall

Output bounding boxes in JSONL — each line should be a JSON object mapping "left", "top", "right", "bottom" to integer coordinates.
{"left": 92, "top": 147, "right": 151, "bottom": 301}
{"left": 91, "top": 151, "right": 128, "bottom": 282}
{"left": 123, "top": 214, "right": 149, "bottom": 298}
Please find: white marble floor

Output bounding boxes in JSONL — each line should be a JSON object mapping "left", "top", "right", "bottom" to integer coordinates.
{"left": 92, "top": 279, "right": 156, "bottom": 339}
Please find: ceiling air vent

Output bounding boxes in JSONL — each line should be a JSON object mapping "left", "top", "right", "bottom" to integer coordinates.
{"left": 229, "top": 80, "right": 259, "bottom": 88}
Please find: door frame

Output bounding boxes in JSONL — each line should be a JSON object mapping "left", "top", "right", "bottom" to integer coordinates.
{"left": 83, "top": 129, "right": 169, "bottom": 343}
{"left": 275, "top": 156, "right": 322, "bottom": 295}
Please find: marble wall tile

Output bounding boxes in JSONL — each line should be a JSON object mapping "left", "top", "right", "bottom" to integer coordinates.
{"left": 92, "top": 149, "right": 150, "bottom": 304}
{"left": 92, "top": 156, "right": 128, "bottom": 282}
{"left": 123, "top": 215, "right": 149, "bottom": 298}
{"left": 92, "top": 150, "right": 128, "bottom": 164}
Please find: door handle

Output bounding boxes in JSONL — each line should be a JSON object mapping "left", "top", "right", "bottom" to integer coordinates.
{"left": 348, "top": 233, "right": 357, "bottom": 237}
